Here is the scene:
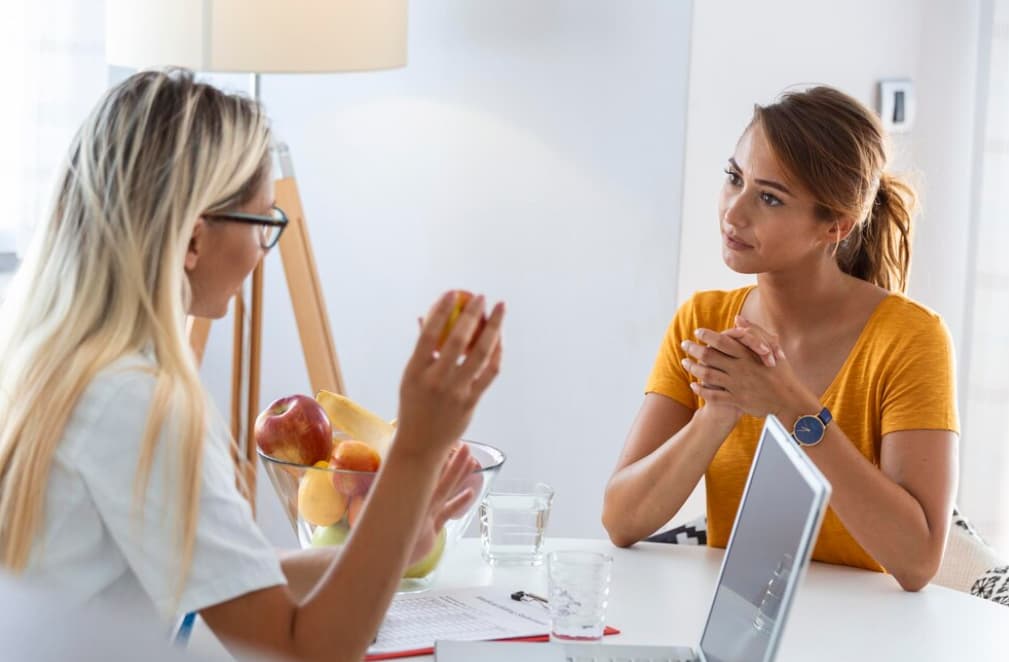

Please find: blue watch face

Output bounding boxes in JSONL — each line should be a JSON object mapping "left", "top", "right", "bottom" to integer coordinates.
{"left": 794, "top": 415, "right": 825, "bottom": 445}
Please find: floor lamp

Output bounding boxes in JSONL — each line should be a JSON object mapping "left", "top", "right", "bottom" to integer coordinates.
{"left": 106, "top": 0, "right": 407, "bottom": 512}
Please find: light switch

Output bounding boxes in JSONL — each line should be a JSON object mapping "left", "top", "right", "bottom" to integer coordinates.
{"left": 877, "top": 79, "right": 915, "bottom": 133}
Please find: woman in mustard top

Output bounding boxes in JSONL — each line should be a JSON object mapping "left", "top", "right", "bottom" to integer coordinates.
{"left": 602, "top": 86, "right": 958, "bottom": 591}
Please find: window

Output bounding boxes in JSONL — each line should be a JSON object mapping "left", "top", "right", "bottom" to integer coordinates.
{"left": 960, "top": 0, "right": 1009, "bottom": 548}
{"left": 0, "top": 0, "right": 106, "bottom": 302}
{"left": 0, "top": 0, "right": 107, "bottom": 260}
{"left": 0, "top": 1, "right": 28, "bottom": 257}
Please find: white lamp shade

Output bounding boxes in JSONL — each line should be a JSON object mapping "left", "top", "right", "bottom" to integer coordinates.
{"left": 106, "top": 0, "right": 407, "bottom": 73}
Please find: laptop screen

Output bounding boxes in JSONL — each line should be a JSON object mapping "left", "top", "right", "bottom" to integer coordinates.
{"left": 698, "top": 416, "right": 829, "bottom": 662}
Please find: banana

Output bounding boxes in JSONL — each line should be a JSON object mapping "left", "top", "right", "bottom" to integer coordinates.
{"left": 315, "top": 390, "right": 395, "bottom": 459}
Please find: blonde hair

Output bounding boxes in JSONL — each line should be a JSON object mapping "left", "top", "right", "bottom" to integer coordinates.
{"left": 753, "top": 86, "right": 916, "bottom": 293}
{"left": 0, "top": 69, "right": 271, "bottom": 594}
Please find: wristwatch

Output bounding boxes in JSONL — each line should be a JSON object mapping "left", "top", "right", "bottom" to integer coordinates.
{"left": 791, "top": 407, "right": 832, "bottom": 447}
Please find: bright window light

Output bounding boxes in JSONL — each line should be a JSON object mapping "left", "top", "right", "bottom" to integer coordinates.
{"left": 0, "top": 2, "right": 28, "bottom": 254}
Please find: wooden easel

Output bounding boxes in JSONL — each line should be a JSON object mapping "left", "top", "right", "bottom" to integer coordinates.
{"left": 188, "top": 146, "right": 346, "bottom": 513}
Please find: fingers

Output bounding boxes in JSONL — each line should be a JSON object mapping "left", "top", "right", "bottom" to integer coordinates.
{"left": 726, "top": 317, "right": 785, "bottom": 366}
{"left": 411, "top": 294, "right": 505, "bottom": 399}
{"left": 735, "top": 316, "right": 781, "bottom": 357}
{"left": 434, "top": 294, "right": 486, "bottom": 371}
{"left": 413, "top": 292, "right": 458, "bottom": 363}
{"left": 458, "top": 302, "right": 505, "bottom": 384}
{"left": 681, "top": 357, "right": 729, "bottom": 391}
{"left": 723, "top": 327, "right": 776, "bottom": 367}
{"left": 433, "top": 443, "right": 472, "bottom": 503}
{"left": 690, "top": 381, "right": 736, "bottom": 405}
{"left": 471, "top": 336, "right": 503, "bottom": 396}
{"left": 683, "top": 328, "right": 748, "bottom": 364}
{"left": 436, "top": 489, "right": 473, "bottom": 531}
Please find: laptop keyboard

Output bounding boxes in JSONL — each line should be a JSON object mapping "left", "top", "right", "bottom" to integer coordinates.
{"left": 565, "top": 649, "right": 698, "bottom": 662}
{"left": 563, "top": 656, "right": 692, "bottom": 662}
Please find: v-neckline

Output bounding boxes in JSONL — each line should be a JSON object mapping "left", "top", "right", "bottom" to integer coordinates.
{"left": 733, "top": 285, "right": 896, "bottom": 402}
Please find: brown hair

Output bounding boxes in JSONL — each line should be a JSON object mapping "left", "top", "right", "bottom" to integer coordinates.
{"left": 753, "top": 86, "right": 916, "bottom": 293}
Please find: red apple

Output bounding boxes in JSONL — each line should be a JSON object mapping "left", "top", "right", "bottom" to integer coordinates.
{"left": 255, "top": 394, "right": 332, "bottom": 466}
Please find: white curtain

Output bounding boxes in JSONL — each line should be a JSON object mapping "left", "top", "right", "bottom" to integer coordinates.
{"left": 961, "top": 0, "right": 1009, "bottom": 547}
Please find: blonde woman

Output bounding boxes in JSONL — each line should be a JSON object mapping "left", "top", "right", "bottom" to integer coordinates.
{"left": 0, "top": 69, "right": 505, "bottom": 661}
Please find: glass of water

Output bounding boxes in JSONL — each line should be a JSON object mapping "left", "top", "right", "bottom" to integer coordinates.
{"left": 547, "top": 550, "right": 613, "bottom": 641}
{"left": 479, "top": 480, "right": 553, "bottom": 566}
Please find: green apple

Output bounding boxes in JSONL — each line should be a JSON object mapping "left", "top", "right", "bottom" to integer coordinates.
{"left": 403, "top": 528, "right": 446, "bottom": 578}
{"left": 311, "top": 522, "right": 350, "bottom": 548}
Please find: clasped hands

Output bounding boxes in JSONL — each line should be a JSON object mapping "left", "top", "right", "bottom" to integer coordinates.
{"left": 680, "top": 315, "right": 806, "bottom": 420}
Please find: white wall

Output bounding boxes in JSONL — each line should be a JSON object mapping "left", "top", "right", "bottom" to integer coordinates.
{"left": 907, "top": 1, "right": 990, "bottom": 528}
{"left": 679, "top": 0, "right": 984, "bottom": 366}
{"left": 676, "top": 0, "right": 984, "bottom": 518}
{"left": 198, "top": 1, "right": 694, "bottom": 545}
{"left": 198, "top": 1, "right": 989, "bottom": 546}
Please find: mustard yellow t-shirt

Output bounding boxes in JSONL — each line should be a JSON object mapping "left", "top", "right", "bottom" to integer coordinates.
{"left": 645, "top": 287, "right": 959, "bottom": 572}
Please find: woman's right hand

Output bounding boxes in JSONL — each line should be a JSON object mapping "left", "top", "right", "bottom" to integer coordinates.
{"left": 395, "top": 291, "right": 505, "bottom": 459}
{"left": 680, "top": 331, "right": 744, "bottom": 429}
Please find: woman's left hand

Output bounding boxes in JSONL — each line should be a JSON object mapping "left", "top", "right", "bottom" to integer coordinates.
{"left": 722, "top": 315, "right": 784, "bottom": 368}
{"left": 681, "top": 323, "right": 810, "bottom": 420}
{"left": 407, "top": 442, "right": 479, "bottom": 565}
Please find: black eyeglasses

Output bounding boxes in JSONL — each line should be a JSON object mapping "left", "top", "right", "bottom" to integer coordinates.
{"left": 205, "top": 205, "right": 289, "bottom": 250}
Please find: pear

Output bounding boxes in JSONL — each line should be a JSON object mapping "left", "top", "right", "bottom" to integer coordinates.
{"left": 403, "top": 528, "right": 447, "bottom": 578}
{"left": 298, "top": 461, "right": 348, "bottom": 527}
{"left": 310, "top": 522, "right": 350, "bottom": 548}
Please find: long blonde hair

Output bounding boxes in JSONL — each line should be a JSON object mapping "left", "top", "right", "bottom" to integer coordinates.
{"left": 0, "top": 69, "right": 271, "bottom": 592}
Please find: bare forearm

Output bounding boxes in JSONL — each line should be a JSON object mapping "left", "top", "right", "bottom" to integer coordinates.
{"left": 777, "top": 398, "right": 949, "bottom": 590}
{"left": 279, "top": 547, "right": 335, "bottom": 603}
{"left": 603, "top": 410, "right": 732, "bottom": 547}
{"left": 807, "top": 430, "right": 945, "bottom": 589}
{"left": 687, "top": 322, "right": 956, "bottom": 591}
{"left": 290, "top": 439, "right": 446, "bottom": 660}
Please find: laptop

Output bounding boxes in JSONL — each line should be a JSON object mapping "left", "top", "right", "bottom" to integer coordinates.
{"left": 436, "top": 414, "right": 831, "bottom": 662}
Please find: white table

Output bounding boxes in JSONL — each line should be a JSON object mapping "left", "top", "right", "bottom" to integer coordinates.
{"left": 190, "top": 537, "right": 1009, "bottom": 660}
{"left": 421, "top": 537, "right": 1009, "bottom": 661}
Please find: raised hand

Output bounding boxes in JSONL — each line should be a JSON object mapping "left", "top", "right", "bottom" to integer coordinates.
{"left": 395, "top": 291, "right": 505, "bottom": 459}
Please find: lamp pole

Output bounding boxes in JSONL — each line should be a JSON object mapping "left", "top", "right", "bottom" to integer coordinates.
{"left": 233, "top": 72, "right": 265, "bottom": 507}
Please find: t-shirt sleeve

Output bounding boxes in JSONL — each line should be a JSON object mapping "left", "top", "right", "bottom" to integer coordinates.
{"left": 645, "top": 295, "right": 700, "bottom": 410}
{"left": 879, "top": 312, "right": 960, "bottom": 436}
{"left": 73, "top": 373, "right": 286, "bottom": 620}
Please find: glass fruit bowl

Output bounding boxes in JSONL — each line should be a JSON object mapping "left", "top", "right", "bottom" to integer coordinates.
{"left": 259, "top": 440, "right": 505, "bottom": 592}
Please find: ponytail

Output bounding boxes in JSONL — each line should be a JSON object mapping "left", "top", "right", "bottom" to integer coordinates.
{"left": 837, "top": 172, "right": 916, "bottom": 293}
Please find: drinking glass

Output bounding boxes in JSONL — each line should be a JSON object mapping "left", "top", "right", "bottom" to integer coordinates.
{"left": 547, "top": 550, "right": 613, "bottom": 641}
{"left": 478, "top": 480, "right": 553, "bottom": 566}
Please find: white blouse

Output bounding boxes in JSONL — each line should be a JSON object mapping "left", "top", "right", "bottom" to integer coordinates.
{"left": 23, "top": 352, "right": 286, "bottom": 623}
